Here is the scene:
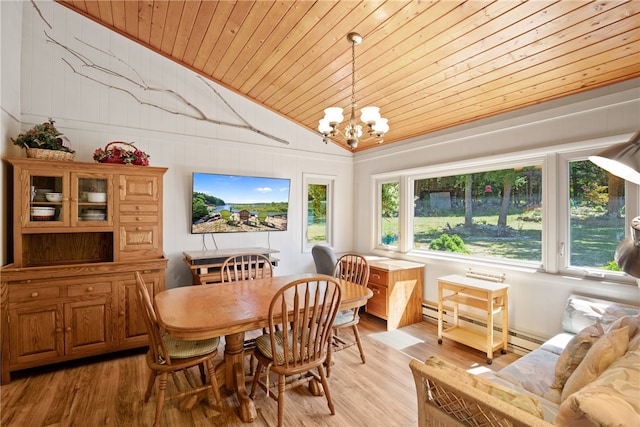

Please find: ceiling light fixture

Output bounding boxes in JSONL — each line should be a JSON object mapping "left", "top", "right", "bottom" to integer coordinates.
{"left": 318, "top": 32, "right": 388, "bottom": 150}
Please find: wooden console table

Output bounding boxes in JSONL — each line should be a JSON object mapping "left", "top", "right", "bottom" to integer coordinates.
{"left": 365, "top": 257, "right": 424, "bottom": 330}
{"left": 183, "top": 247, "right": 279, "bottom": 285}
{"left": 437, "top": 274, "right": 509, "bottom": 364}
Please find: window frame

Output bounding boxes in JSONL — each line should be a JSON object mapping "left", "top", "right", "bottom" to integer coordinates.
{"left": 369, "top": 135, "right": 639, "bottom": 284}
{"left": 302, "top": 173, "right": 334, "bottom": 252}
{"left": 556, "top": 148, "right": 640, "bottom": 280}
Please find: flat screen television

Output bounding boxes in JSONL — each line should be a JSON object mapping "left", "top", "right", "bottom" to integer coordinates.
{"left": 191, "top": 172, "right": 290, "bottom": 234}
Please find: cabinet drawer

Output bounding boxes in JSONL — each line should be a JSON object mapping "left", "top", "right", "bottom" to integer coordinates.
{"left": 9, "top": 286, "right": 60, "bottom": 304}
{"left": 68, "top": 282, "right": 112, "bottom": 297}
{"left": 368, "top": 268, "right": 388, "bottom": 285}
{"left": 366, "top": 283, "right": 387, "bottom": 318}
{"left": 119, "top": 214, "right": 159, "bottom": 223}
{"left": 119, "top": 204, "right": 158, "bottom": 214}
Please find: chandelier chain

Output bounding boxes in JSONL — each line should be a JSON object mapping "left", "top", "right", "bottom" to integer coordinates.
{"left": 351, "top": 38, "right": 356, "bottom": 111}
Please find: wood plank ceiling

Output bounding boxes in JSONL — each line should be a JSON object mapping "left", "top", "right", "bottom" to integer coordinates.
{"left": 55, "top": 1, "right": 640, "bottom": 152}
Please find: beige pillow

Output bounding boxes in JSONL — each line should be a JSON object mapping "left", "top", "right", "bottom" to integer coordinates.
{"left": 555, "top": 349, "right": 640, "bottom": 427}
{"left": 551, "top": 322, "right": 604, "bottom": 390}
{"left": 561, "top": 326, "right": 629, "bottom": 401}
{"left": 605, "top": 314, "right": 639, "bottom": 340}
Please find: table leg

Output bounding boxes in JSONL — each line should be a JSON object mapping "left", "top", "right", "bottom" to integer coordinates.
{"left": 224, "top": 332, "right": 257, "bottom": 423}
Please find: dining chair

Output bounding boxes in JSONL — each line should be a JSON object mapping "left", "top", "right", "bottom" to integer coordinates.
{"left": 249, "top": 276, "right": 342, "bottom": 427}
{"left": 311, "top": 244, "right": 337, "bottom": 275}
{"left": 220, "top": 253, "right": 273, "bottom": 282}
{"left": 220, "top": 253, "right": 274, "bottom": 374}
{"left": 326, "top": 253, "right": 370, "bottom": 376}
{"left": 134, "top": 271, "right": 223, "bottom": 427}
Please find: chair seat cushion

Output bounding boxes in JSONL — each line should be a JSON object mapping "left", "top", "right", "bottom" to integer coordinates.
{"left": 333, "top": 309, "right": 357, "bottom": 326}
{"left": 161, "top": 334, "right": 220, "bottom": 361}
{"left": 256, "top": 330, "right": 311, "bottom": 365}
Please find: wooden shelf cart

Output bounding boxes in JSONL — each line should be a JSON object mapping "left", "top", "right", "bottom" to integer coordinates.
{"left": 437, "top": 274, "right": 509, "bottom": 364}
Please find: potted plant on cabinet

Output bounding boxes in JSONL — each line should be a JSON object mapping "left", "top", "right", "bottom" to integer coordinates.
{"left": 11, "top": 119, "right": 75, "bottom": 161}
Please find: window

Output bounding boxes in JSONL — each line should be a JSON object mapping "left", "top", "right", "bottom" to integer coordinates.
{"left": 303, "top": 174, "right": 334, "bottom": 251}
{"left": 378, "top": 180, "right": 400, "bottom": 248}
{"left": 370, "top": 137, "right": 639, "bottom": 283}
{"left": 564, "top": 158, "right": 626, "bottom": 273}
{"left": 411, "top": 165, "right": 543, "bottom": 264}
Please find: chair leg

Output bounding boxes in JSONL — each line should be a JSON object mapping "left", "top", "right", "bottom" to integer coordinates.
{"left": 144, "top": 370, "right": 157, "bottom": 402}
{"left": 277, "top": 374, "right": 286, "bottom": 427}
{"left": 249, "top": 362, "right": 264, "bottom": 399}
{"left": 204, "top": 359, "right": 223, "bottom": 408}
{"left": 318, "top": 364, "right": 335, "bottom": 415}
{"left": 153, "top": 372, "right": 169, "bottom": 427}
{"left": 352, "top": 324, "right": 366, "bottom": 364}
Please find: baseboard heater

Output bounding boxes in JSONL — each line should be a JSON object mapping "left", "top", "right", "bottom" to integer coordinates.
{"left": 422, "top": 302, "right": 545, "bottom": 355}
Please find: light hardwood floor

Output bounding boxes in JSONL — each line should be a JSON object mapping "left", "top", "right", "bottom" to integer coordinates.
{"left": 1, "top": 314, "right": 519, "bottom": 427}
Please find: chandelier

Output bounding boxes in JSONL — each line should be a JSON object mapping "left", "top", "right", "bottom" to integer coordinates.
{"left": 318, "top": 32, "right": 389, "bottom": 150}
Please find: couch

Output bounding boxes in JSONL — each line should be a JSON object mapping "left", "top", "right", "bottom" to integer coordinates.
{"left": 410, "top": 294, "right": 640, "bottom": 426}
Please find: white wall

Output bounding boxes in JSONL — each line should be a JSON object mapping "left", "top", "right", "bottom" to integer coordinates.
{"left": 1, "top": 1, "right": 354, "bottom": 287}
{"left": 353, "top": 79, "right": 640, "bottom": 341}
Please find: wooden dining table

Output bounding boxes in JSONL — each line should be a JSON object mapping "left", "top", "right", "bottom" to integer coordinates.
{"left": 154, "top": 273, "right": 373, "bottom": 423}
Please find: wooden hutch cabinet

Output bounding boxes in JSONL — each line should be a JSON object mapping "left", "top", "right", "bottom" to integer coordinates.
{"left": 1, "top": 157, "right": 167, "bottom": 384}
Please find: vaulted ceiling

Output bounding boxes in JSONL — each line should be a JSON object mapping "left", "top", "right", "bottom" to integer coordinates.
{"left": 55, "top": 1, "right": 640, "bottom": 151}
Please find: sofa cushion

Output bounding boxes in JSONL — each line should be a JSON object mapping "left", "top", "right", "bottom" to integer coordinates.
{"left": 551, "top": 322, "right": 604, "bottom": 390}
{"left": 540, "top": 332, "right": 576, "bottom": 355}
{"left": 561, "top": 295, "right": 639, "bottom": 334}
{"left": 496, "top": 347, "right": 562, "bottom": 404}
{"left": 424, "top": 357, "right": 545, "bottom": 419}
{"left": 561, "top": 326, "right": 629, "bottom": 401}
{"left": 555, "top": 349, "right": 640, "bottom": 427}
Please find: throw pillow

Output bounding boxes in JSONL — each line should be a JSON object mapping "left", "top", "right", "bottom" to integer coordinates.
{"left": 551, "top": 322, "right": 604, "bottom": 390}
{"left": 555, "top": 349, "right": 640, "bottom": 427}
{"left": 605, "top": 314, "right": 639, "bottom": 339}
{"left": 561, "top": 326, "right": 629, "bottom": 401}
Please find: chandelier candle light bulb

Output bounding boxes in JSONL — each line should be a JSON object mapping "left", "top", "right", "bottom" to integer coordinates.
{"left": 318, "top": 32, "right": 388, "bottom": 150}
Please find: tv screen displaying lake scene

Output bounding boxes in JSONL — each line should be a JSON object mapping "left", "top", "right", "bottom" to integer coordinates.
{"left": 191, "top": 172, "right": 290, "bottom": 234}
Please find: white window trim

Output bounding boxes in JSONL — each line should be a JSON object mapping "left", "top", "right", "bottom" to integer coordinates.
{"left": 302, "top": 173, "right": 334, "bottom": 252}
{"left": 369, "top": 134, "right": 639, "bottom": 284}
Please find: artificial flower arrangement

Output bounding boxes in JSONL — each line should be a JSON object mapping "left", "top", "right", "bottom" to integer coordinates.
{"left": 93, "top": 141, "right": 150, "bottom": 166}
{"left": 11, "top": 119, "right": 75, "bottom": 160}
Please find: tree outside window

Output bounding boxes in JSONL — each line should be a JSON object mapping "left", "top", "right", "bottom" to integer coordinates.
{"left": 412, "top": 166, "right": 543, "bottom": 263}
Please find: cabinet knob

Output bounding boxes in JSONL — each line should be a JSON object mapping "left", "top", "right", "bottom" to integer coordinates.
{"left": 120, "top": 311, "right": 125, "bottom": 316}
{"left": 30, "top": 292, "right": 39, "bottom": 298}
{"left": 136, "top": 217, "right": 142, "bottom": 221}
{"left": 56, "top": 328, "right": 63, "bottom": 333}
{"left": 372, "top": 274, "right": 381, "bottom": 280}
{"left": 66, "top": 327, "right": 72, "bottom": 332}
{"left": 135, "top": 206, "right": 141, "bottom": 211}
{"left": 372, "top": 288, "right": 380, "bottom": 295}
{"left": 87, "top": 287, "right": 94, "bottom": 292}
{"left": 136, "top": 227, "right": 142, "bottom": 231}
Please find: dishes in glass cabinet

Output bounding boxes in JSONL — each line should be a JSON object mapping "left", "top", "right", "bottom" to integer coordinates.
{"left": 80, "top": 209, "right": 106, "bottom": 221}
{"left": 34, "top": 188, "right": 53, "bottom": 201}
{"left": 30, "top": 206, "right": 55, "bottom": 220}
{"left": 87, "top": 192, "right": 106, "bottom": 203}
{"left": 45, "top": 192, "right": 63, "bottom": 202}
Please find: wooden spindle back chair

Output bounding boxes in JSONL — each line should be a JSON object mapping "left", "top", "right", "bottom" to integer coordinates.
{"left": 250, "top": 276, "right": 342, "bottom": 427}
{"left": 134, "top": 272, "right": 222, "bottom": 427}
